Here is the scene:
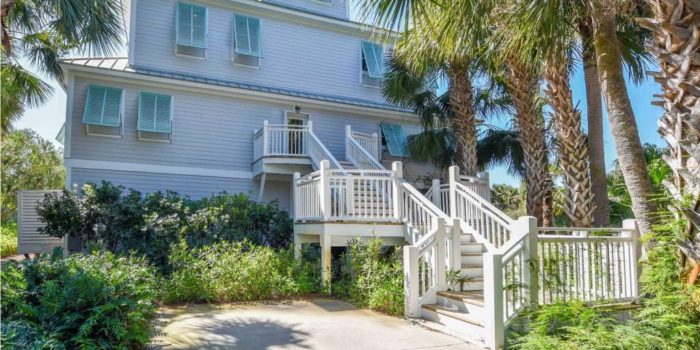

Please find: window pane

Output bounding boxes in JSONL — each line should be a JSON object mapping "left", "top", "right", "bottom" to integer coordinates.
{"left": 247, "top": 17, "right": 261, "bottom": 56}
{"left": 234, "top": 15, "right": 250, "bottom": 54}
{"left": 138, "top": 93, "right": 156, "bottom": 131}
{"left": 191, "top": 5, "right": 206, "bottom": 47}
{"left": 101, "top": 88, "right": 122, "bottom": 126}
{"left": 155, "top": 96, "right": 172, "bottom": 133}
{"left": 362, "top": 41, "right": 383, "bottom": 78}
{"left": 177, "top": 3, "right": 192, "bottom": 46}
{"left": 83, "top": 86, "right": 106, "bottom": 125}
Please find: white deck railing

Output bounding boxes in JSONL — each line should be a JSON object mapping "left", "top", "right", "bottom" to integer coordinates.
{"left": 346, "top": 126, "right": 380, "bottom": 161}
{"left": 345, "top": 126, "right": 382, "bottom": 170}
{"left": 254, "top": 120, "right": 342, "bottom": 170}
{"left": 537, "top": 222, "right": 641, "bottom": 304}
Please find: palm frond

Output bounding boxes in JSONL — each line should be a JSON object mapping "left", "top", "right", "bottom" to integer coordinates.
{"left": 476, "top": 128, "right": 526, "bottom": 177}
{"left": 1, "top": 61, "right": 52, "bottom": 132}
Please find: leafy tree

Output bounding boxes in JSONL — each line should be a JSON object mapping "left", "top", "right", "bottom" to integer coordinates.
{"left": 0, "top": 0, "right": 123, "bottom": 132}
{"left": 0, "top": 129, "right": 64, "bottom": 221}
{"left": 490, "top": 184, "right": 526, "bottom": 218}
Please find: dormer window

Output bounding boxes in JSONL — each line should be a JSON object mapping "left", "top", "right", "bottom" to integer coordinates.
{"left": 82, "top": 85, "right": 124, "bottom": 137}
{"left": 361, "top": 41, "right": 385, "bottom": 87}
{"left": 175, "top": 2, "right": 207, "bottom": 58}
{"left": 232, "top": 14, "right": 262, "bottom": 67}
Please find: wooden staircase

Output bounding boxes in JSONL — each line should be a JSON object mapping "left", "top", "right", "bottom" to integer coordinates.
{"left": 420, "top": 233, "right": 488, "bottom": 345}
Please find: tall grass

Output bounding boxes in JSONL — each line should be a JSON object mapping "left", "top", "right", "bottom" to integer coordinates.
{"left": 1, "top": 221, "right": 18, "bottom": 258}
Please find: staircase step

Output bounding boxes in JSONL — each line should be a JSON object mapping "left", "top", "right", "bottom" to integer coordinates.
{"left": 460, "top": 277, "right": 484, "bottom": 291}
{"left": 461, "top": 252, "right": 483, "bottom": 265}
{"left": 460, "top": 266, "right": 484, "bottom": 278}
{"left": 437, "top": 291, "right": 486, "bottom": 317}
{"left": 422, "top": 304, "right": 484, "bottom": 327}
{"left": 420, "top": 304, "right": 486, "bottom": 344}
{"left": 460, "top": 242, "right": 484, "bottom": 253}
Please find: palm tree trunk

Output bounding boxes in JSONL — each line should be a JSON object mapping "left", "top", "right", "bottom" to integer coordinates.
{"left": 638, "top": 0, "right": 700, "bottom": 272}
{"left": 544, "top": 59, "right": 596, "bottom": 227}
{"left": 579, "top": 20, "right": 611, "bottom": 226}
{"left": 505, "top": 59, "right": 553, "bottom": 226}
{"left": 588, "top": 0, "right": 657, "bottom": 237}
{"left": 449, "top": 65, "right": 478, "bottom": 176}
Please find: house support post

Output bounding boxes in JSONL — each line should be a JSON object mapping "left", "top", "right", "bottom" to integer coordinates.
{"left": 258, "top": 173, "right": 267, "bottom": 202}
{"left": 392, "top": 161, "right": 403, "bottom": 221}
{"left": 321, "top": 229, "right": 332, "bottom": 292}
{"left": 403, "top": 244, "right": 420, "bottom": 317}
{"left": 483, "top": 251, "right": 505, "bottom": 350}
{"left": 623, "top": 219, "right": 641, "bottom": 298}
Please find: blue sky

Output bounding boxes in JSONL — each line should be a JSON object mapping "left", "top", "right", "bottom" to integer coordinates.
{"left": 15, "top": 3, "right": 665, "bottom": 187}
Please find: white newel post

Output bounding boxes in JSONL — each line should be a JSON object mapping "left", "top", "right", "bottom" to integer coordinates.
{"left": 306, "top": 120, "right": 313, "bottom": 155}
{"left": 404, "top": 245, "right": 420, "bottom": 317}
{"left": 477, "top": 171, "right": 491, "bottom": 202}
{"left": 292, "top": 172, "right": 301, "bottom": 260}
{"left": 262, "top": 120, "right": 269, "bottom": 156}
{"left": 451, "top": 219, "right": 462, "bottom": 273}
{"left": 515, "top": 216, "right": 539, "bottom": 308}
{"left": 448, "top": 166, "right": 459, "bottom": 218}
{"left": 372, "top": 132, "right": 379, "bottom": 160}
{"left": 345, "top": 125, "right": 352, "bottom": 161}
{"left": 392, "top": 161, "right": 403, "bottom": 221}
{"left": 431, "top": 179, "right": 441, "bottom": 207}
{"left": 436, "top": 218, "right": 447, "bottom": 290}
{"left": 623, "top": 219, "right": 641, "bottom": 298}
{"left": 484, "top": 251, "right": 505, "bottom": 350}
{"left": 319, "top": 160, "right": 331, "bottom": 220}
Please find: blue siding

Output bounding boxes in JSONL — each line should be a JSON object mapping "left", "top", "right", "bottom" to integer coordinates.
{"left": 132, "top": 0, "right": 385, "bottom": 105}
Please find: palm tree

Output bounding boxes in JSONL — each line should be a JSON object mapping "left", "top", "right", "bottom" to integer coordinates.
{"left": 584, "top": 0, "right": 658, "bottom": 236}
{"left": 503, "top": 1, "right": 596, "bottom": 227}
{"left": 360, "top": 0, "right": 494, "bottom": 176}
{"left": 0, "top": 0, "right": 124, "bottom": 133}
{"left": 638, "top": 0, "right": 700, "bottom": 279}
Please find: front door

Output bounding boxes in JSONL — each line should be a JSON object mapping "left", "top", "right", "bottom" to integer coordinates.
{"left": 286, "top": 113, "right": 307, "bottom": 155}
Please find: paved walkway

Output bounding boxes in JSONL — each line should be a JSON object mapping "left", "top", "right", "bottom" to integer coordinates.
{"left": 152, "top": 297, "right": 484, "bottom": 350}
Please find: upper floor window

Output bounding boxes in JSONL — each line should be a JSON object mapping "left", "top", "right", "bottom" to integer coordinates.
{"left": 361, "top": 41, "right": 385, "bottom": 87}
{"left": 138, "top": 92, "right": 173, "bottom": 142}
{"left": 83, "top": 85, "right": 123, "bottom": 137}
{"left": 232, "top": 14, "right": 262, "bottom": 67}
{"left": 380, "top": 123, "right": 408, "bottom": 157}
{"left": 176, "top": 2, "right": 207, "bottom": 58}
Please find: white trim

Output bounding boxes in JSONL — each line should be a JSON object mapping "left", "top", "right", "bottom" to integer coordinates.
{"left": 64, "top": 74, "right": 74, "bottom": 158}
{"left": 65, "top": 66, "right": 415, "bottom": 121}
{"left": 127, "top": 0, "right": 137, "bottom": 66}
{"left": 65, "top": 158, "right": 253, "bottom": 179}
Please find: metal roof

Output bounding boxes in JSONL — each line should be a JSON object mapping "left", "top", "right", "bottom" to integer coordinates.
{"left": 60, "top": 57, "right": 409, "bottom": 112}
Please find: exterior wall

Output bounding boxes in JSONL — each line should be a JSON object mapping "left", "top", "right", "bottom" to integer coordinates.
{"left": 131, "top": 0, "right": 385, "bottom": 104}
{"left": 65, "top": 73, "right": 422, "bottom": 209}
{"left": 267, "top": 0, "right": 348, "bottom": 19}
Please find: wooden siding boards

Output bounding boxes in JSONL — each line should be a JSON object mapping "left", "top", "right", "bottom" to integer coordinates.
{"left": 131, "top": 0, "right": 383, "bottom": 105}
{"left": 267, "top": 0, "right": 348, "bottom": 20}
{"left": 18, "top": 190, "right": 63, "bottom": 254}
{"left": 68, "top": 76, "right": 420, "bottom": 172}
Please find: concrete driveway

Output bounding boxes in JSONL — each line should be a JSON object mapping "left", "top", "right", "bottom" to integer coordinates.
{"left": 151, "top": 297, "right": 484, "bottom": 350}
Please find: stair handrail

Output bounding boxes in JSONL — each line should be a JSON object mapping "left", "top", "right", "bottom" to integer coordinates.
{"left": 307, "top": 126, "right": 343, "bottom": 170}
{"left": 346, "top": 133, "right": 385, "bottom": 170}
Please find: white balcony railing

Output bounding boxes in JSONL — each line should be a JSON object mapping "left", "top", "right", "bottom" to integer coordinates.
{"left": 253, "top": 120, "right": 342, "bottom": 170}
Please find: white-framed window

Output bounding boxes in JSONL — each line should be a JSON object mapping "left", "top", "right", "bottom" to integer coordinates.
{"left": 232, "top": 14, "right": 262, "bottom": 67}
{"left": 361, "top": 41, "right": 385, "bottom": 87}
{"left": 380, "top": 123, "right": 407, "bottom": 157}
{"left": 82, "top": 85, "right": 124, "bottom": 138}
{"left": 137, "top": 92, "right": 173, "bottom": 142}
{"left": 175, "top": 2, "right": 207, "bottom": 58}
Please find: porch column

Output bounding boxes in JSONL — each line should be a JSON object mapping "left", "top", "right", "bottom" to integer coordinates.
{"left": 321, "top": 229, "right": 332, "bottom": 291}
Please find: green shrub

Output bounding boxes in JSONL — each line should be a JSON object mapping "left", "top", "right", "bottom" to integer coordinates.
{"left": 332, "top": 237, "right": 404, "bottom": 316}
{"left": 161, "top": 240, "right": 320, "bottom": 304}
{"left": 36, "top": 182, "right": 293, "bottom": 272}
{"left": 1, "top": 221, "right": 18, "bottom": 257}
{"left": 0, "top": 248, "right": 158, "bottom": 349}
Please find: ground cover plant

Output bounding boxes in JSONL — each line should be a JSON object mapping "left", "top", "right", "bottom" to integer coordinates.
{"left": 0, "top": 248, "right": 158, "bottom": 349}
{"left": 36, "top": 182, "right": 293, "bottom": 273}
{"left": 332, "top": 237, "right": 404, "bottom": 316}
{"left": 1, "top": 221, "right": 18, "bottom": 258}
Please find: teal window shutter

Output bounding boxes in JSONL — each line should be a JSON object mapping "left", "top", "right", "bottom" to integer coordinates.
{"left": 138, "top": 92, "right": 172, "bottom": 133}
{"left": 82, "top": 85, "right": 123, "bottom": 127}
{"left": 233, "top": 14, "right": 261, "bottom": 57}
{"left": 176, "top": 2, "right": 207, "bottom": 48}
{"left": 381, "top": 123, "right": 407, "bottom": 157}
{"left": 361, "top": 41, "right": 384, "bottom": 78}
